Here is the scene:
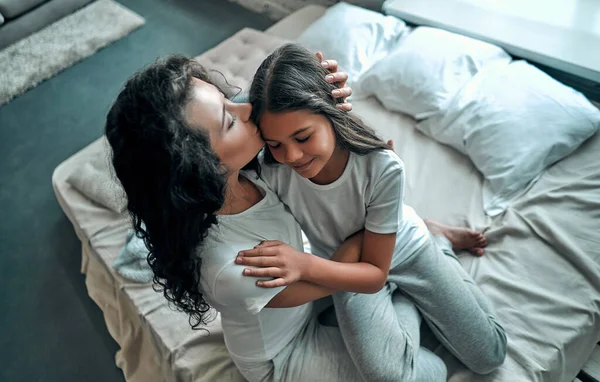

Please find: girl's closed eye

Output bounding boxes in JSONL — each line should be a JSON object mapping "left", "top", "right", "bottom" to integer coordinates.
{"left": 267, "top": 136, "right": 310, "bottom": 148}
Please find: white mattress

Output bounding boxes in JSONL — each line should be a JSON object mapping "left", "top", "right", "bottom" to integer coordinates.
{"left": 52, "top": 5, "right": 600, "bottom": 382}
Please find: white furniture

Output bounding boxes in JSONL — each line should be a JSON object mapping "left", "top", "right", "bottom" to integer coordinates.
{"left": 382, "top": 0, "right": 600, "bottom": 83}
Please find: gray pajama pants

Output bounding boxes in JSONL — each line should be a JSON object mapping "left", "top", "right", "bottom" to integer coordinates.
{"left": 236, "top": 285, "right": 446, "bottom": 382}
{"left": 332, "top": 234, "right": 507, "bottom": 381}
{"left": 237, "top": 235, "right": 506, "bottom": 382}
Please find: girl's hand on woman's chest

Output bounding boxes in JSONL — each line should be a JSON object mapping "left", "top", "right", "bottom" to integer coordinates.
{"left": 236, "top": 240, "right": 311, "bottom": 288}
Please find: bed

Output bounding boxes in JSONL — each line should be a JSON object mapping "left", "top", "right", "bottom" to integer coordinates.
{"left": 52, "top": 4, "right": 600, "bottom": 382}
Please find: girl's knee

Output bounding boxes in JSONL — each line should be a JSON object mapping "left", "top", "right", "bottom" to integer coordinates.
{"left": 432, "top": 359, "right": 447, "bottom": 382}
{"left": 469, "top": 341, "right": 507, "bottom": 375}
{"left": 473, "top": 352, "right": 506, "bottom": 374}
{"left": 415, "top": 349, "right": 447, "bottom": 382}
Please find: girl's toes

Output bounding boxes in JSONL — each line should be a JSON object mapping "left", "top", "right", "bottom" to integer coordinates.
{"left": 470, "top": 231, "right": 481, "bottom": 239}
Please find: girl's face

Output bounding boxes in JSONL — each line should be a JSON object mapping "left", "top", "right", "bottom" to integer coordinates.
{"left": 259, "top": 110, "right": 337, "bottom": 179}
{"left": 185, "top": 78, "right": 263, "bottom": 172}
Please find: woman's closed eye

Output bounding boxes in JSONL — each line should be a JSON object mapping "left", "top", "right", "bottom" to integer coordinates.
{"left": 296, "top": 135, "right": 311, "bottom": 143}
{"left": 228, "top": 114, "right": 237, "bottom": 130}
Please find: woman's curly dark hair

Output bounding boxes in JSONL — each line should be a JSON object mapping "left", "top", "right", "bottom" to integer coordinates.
{"left": 105, "top": 55, "right": 249, "bottom": 329}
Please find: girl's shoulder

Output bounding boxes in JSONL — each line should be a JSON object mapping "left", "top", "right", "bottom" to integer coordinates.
{"left": 258, "top": 150, "right": 286, "bottom": 171}
{"left": 257, "top": 150, "right": 293, "bottom": 187}
{"left": 356, "top": 149, "right": 405, "bottom": 175}
{"left": 372, "top": 148, "right": 404, "bottom": 163}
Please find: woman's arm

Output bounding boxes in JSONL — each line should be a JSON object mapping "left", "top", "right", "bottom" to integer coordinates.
{"left": 265, "top": 281, "right": 333, "bottom": 308}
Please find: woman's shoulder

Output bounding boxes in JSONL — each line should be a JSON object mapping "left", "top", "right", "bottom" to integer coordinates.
{"left": 240, "top": 170, "right": 280, "bottom": 204}
{"left": 241, "top": 169, "right": 269, "bottom": 189}
{"left": 200, "top": 242, "right": 284, "bottom": 313}
{"left": 198, "top": 231, "right": 234, "bottom": 268}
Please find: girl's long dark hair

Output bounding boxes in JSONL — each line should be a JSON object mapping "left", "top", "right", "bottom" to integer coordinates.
{"left": 249, "top": 43, "right": 391, "bottom": 165}
{"left": 105, "top": 55, "right": 250, "bottom": 329}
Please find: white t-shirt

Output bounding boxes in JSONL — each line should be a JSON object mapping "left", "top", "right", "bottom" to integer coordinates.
{"left": 260, "top": 150, "right": 429, "bottom": 268}
{"left": 198, "top": 173, "right": 311, "bottom": 366}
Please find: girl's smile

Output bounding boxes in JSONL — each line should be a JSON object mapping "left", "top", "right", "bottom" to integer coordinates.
{"left": 259, "top": 109, "right": 348, "bottom": 184}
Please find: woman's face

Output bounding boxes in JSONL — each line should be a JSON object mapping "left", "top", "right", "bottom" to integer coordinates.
{"left": 185, "top": 78, "right": 263, "bottom": 172}
{"left": 259, "top": 110, "right": 336, "bottom": 179}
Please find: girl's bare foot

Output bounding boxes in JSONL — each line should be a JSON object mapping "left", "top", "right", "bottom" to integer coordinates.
{"left": 424, "top": 219, "right": 488, "bottom": 257}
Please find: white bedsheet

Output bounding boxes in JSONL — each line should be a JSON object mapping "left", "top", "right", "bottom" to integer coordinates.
{"left": 352, "top": 97, "right": 600, "bottom": 382}
{"left": 52, "top": 5, "right": 600, "bottom": 382}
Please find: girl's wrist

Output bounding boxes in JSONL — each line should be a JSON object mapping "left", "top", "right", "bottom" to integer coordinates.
{"left": 301, "top": 253, "right": 318, "bottom": 282}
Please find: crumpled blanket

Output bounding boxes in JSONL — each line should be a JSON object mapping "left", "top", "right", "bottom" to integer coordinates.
{"left": 113, "top": 229, "right": 153, "bottom": 283}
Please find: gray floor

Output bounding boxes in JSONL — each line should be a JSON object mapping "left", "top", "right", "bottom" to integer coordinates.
{"left": 0, "top": 1, "right": 272, "bottom": 381}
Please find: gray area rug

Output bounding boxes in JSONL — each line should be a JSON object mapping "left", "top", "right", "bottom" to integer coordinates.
{"left": 226, "top": 0, "right": 336, "bottom": 19}
{"left": 0, "top": 0, "right": 145, "bottom": 107}
{"left": 227, "top": 0, "right": 383, "bottom": 19}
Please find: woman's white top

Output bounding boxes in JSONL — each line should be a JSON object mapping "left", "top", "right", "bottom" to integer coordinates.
{"left": 198, "top": 174, "right": 311, "bottom": 365}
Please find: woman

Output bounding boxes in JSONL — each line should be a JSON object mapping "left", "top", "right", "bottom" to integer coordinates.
{"left": 105, "top": 54, "right": 446, "bottom": 381}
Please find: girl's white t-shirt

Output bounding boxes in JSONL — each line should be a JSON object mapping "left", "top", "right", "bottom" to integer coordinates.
{"left": 259, "top": 150, "right": 429, "bottom": 268}
{"left": 198, "top": 173, "right": 311, "bottom": 365}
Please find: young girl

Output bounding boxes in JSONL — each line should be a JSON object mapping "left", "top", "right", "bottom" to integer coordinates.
{"left": 238, "top": 43, "right": 508, "bottom": 376}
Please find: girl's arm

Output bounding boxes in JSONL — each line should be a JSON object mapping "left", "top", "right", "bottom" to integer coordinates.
{"left": 238, "top": 230, "right": 394, "bottom": 294}
{"left": 257, "top": 231, "right": 365, "bottom": 308}
{"left": 305, "top": 230, "right": 395, "bottom": 293}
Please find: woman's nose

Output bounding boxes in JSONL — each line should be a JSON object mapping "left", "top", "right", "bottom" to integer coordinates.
{"left": 233, "top": 102, "right": 252, "bottom": 122}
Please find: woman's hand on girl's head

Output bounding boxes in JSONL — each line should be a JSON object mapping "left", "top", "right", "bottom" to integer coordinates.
{"left": 236, "top": 240, "right": 310, "bottom": 288}
{"left": 316, "top": 52, "right": 353, "bottom": 111}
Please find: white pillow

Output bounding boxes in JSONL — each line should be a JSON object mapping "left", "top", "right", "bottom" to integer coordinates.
{"left": 296, "top": 2, "right": 407, "bottom": 83}
{"left": 355, "top": 27, "right": 511, "bottom": 120}
{"left": 67, "top": 148, "right": 127, "bottom": 213}
{"left": 417, "top": 60, "right": 600, "bottom": 216}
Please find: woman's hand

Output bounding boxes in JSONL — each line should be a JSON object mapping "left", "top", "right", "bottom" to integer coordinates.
{"left": 316, "top": 52, "right": 353, "bottom": 111}
{"left": 236, "top": 240, "right": 310, "bottom": 288}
